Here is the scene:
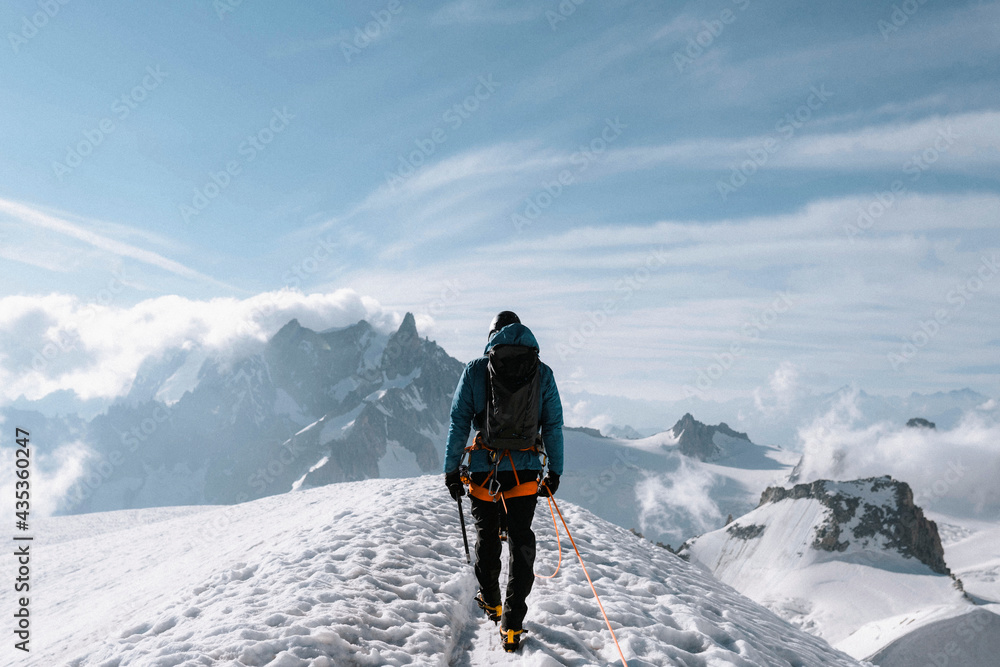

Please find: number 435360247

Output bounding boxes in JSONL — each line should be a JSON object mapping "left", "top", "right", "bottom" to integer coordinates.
{"left": 15, "top": 428, "right": 30, "bottom": 528}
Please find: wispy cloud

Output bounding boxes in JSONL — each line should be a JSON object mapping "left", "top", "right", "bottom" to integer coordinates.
{"left": 267, "top": 31, "right": 352, "bottom": 58}
{"left": 319, "top": 190, "right": 999, "bottom": 400}
{"left": 431, "top": 0, "right": 539, "bottom": 25}
{"left": 601, "top": 111, "right": 1000, "bottom": 175}
{"left": 0, "top": 198, "right": 228, "bottom": 288}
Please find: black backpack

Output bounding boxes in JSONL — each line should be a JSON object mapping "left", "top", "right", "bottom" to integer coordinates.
{"left": 483, "top": 344, "right": 541, "bottom": 451}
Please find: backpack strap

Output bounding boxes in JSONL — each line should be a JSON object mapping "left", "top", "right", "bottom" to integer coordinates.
{"left": 464, "top": 431, "right": 539, "bottom": 455}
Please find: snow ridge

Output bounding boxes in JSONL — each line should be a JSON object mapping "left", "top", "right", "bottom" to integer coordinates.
{"left": 33, "top": 476, "right": 863, "bottom": 666}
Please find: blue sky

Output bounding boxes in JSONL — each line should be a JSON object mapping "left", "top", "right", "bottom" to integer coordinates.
{"left": 1, "top": 0, "right": 998, "bottom": 408}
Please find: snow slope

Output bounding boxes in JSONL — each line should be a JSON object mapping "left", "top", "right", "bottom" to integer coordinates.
{"left": 929, "top": 512, "right": 1000, "bottom": 605}
{"left": 862, "top": 606, "right": 1000, "bottom": 667}
{"left": 680, "top": 478, "right": 969, "bottom": 659}
{"left": 15, "top": 476, "right": 865, "bottom": 666}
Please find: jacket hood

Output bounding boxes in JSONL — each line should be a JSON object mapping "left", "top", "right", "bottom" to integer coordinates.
{"left": 484, "top": 323, "right": 539, "bottom": 353}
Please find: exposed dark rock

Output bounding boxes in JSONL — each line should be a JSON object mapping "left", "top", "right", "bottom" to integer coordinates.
{"left": 759, "top": 476, "right": 951, "bottom": 574}
{"left": 630, "top": 528, "right": 677, "bottom": 554}
{"left": 671, "top": 413, "right": 751, "bottom": 460}
{"left": 906, "top": 417, "right": 936, "bottom": 429}
{"left": 727, "top": 523, "right": 765, "bottom": 540}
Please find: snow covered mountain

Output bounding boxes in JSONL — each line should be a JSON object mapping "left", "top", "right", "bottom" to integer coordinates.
{"left": 558, "top": 414, "right": 798, "bottom": 548}
{"left": 564, "top": 386, "right": 993, "bottom": 448}
{"left": 678, "top": 476, "right": 999, "bottom": 663}
{"left": 20, "top": 475, "right": 867, "bottom": 666}
{"left": 64, "top": 313, "right": 463, "bottom": 512}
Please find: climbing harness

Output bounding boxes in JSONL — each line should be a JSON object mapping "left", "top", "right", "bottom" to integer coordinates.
{"left": 460, "top": 432, "right": 541, "bottom": 504}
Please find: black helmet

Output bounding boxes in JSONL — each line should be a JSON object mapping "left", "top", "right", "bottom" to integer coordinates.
{"left": 489, "top": 311, "right": 520, "bottom": 338}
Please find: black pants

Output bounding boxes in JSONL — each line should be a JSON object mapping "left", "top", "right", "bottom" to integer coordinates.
{"left": 469, "top": 470, "right": 538, "bottom": 631}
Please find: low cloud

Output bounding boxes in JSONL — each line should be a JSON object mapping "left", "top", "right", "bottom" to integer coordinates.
{"left": 564, "top": 399, "right": 612, "bottom": 431}
{"left": 795, "top": 390, "right": 1000, "bottom": 517}
{"left": 0, "top": 289, "right": 392, "bottom": 404}
{"left": 635, "top": 458, "right": 723, "bottom": 542}
{"left": 0, "top": 438, "right": 92, "bottom": 518}
{"left": 752, "top": 361, "right": 802, "bottom": 418}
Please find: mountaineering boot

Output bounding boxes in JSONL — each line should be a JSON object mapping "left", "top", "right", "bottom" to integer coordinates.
{"left": 474, "top": 592, "right": 502, "bottom": 623}
{"left": 501, "top": 627, "right": 525, "bottom": 653}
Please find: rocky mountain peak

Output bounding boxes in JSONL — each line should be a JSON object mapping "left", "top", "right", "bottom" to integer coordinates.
{"left": 671, "top": 413, "right": 751, "bottom": 460}
{"left": 69, "top": 314, "right": 464, "bottom": 513}
{"left": 759, "top": 476, "right": 950, "bottom": 575}
{"left": 397, "top": 311, "right": 417, "bottom": 337}
{"left": 381, "top": 312, "right": 422, "bottom": 379}
{"left": 271, "top": 318, "right": 303, "bottom": 343}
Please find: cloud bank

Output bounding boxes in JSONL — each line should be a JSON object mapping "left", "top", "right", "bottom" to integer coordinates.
{"left": 0, "top": 289, "right": 393, "bottom": 404}
{"left": 795, "top": 390, "right": 1000, "bottom": 517}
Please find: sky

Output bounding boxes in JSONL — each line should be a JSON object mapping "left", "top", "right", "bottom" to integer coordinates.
{"left": 1, "top": 0, "right": 998, "bottom": 410}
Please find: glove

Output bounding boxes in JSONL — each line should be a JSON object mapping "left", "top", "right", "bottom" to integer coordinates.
{"left": 445, "top": 470, "right": 465, "bottom": 501}
{"left": 538, "top": 472, "right": 560, "bottom": 497}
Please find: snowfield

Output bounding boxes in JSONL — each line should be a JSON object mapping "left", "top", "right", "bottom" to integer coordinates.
{"left": 679, "top": 479, "right": 1000, "bottom": 664}
{"left": 16, "top": 476, "right": 866, "bottom": 666}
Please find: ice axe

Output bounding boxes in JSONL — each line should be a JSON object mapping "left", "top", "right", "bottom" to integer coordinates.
{"left": 457, "top": 497, "right": 471, "bottom": 564}
{"left": 457, "top": 465, "right": 471, "bottom": 564}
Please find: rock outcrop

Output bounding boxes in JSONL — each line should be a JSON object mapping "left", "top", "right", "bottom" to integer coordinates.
{"left": 759, "top": 476, "right": 950, "bottom": 574}
{"left": 671, "top": 412, "right": 751, "bottom": 460}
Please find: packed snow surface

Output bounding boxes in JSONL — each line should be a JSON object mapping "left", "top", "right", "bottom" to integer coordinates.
{"left": 18, "top": 476, "right": 865, "bottom": 666}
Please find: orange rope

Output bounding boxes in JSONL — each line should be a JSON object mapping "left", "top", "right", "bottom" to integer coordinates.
{"left": 547, "top": 490, "right": 629, "bottom": 667}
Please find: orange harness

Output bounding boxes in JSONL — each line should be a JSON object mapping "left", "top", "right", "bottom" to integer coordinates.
{"left": 461, "top": 433, "right": 540, "bottom": 502}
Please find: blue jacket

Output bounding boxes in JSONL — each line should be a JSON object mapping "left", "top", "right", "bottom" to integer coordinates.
{"left": 444, "top": 323, "right": 564, "bottom": 476}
